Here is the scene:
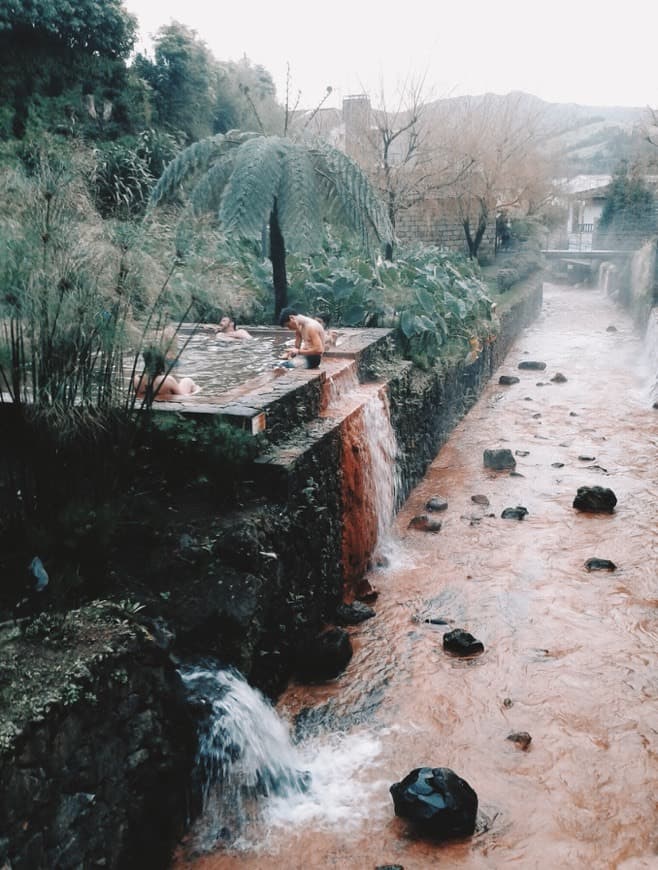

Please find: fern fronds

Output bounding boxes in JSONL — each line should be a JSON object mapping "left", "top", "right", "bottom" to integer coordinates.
{"left": 189, "top": 155, "right": 235, "bottom": 216}
{"left": 276, "top": 141, "right": 323, "bottom": 252}
{"left": 310, "top": 139, "right": 394, "bottom": 252}
{"left": 218, "top": 136, "right": 286, "bottom": 240}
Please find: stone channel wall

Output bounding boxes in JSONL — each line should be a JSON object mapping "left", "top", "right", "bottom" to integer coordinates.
{"left": 0, "top": 610, "right": 195, "bottom": 870}
{"left": 0, "top": 275, "right": 543, "bottom": 869}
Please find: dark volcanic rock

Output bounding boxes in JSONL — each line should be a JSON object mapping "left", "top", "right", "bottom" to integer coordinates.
{"left": 573, "top": 485, "right": 617, "bottom": 513}
{"left": 483, "top": 448, "right": 516, "bottom": 470}
{"left": 550, "top": 372, "right": 568, "bottom": 383}
{"left": 518, "top": 360, "right": 546, "bottom": 370}
{"left": 390, "top": 766, "right": 478, "bottom": 839}
{"left": 507, "top": 731, "right": 532, "bottom": 750}
{"left": 425, "top": 496, "right": 449, "bottom": 512}
{"left": 584, "top": 557, "right": 617, "bottom": 572}
{"left": 443, "top": 628, "right": 484, "bottom": 656}
{"left": 499, "top": 375, "right": 520, "bottom": 385}
{"left": 336, "top": 601, "right": 376, "bottom": 625}
{"left": 295, "top": 628, "right": 353, "bottom": 682}
{"left": 408, "top": 514, "right": 442, "bottom": 532}
{"left": 471, "top": 494, "right": 490, "bottom": 506}
{"left": 501, "top": 506, "right": 528, "bottom": 520}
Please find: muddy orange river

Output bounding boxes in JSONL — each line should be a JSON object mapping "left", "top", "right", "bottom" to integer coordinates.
{"left": 177, "top": 283, "right": 658, "bottom": 869}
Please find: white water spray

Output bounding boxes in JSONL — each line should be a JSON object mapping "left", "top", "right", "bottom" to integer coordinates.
{"left": 361, "top": 388, "right": 401, "bottom": 565}
{"left": 180, "top": 664, "right": 385, "bottom": 854}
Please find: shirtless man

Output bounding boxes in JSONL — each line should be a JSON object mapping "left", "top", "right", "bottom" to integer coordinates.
{"left": 278, "top": 307, "right": 326, "bottom": 369}
{"left": 215, "top": 316, "right": 253, "bottom": 340}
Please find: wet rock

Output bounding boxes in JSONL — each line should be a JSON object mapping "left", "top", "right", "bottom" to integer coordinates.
{"left": 551, "top": 462, "right": 564, "bottom": 468}
{"left": 532, "top": 412, "right": 541, "bottom": 418}
{"left": 587, "top": 464, "right": 608, "bottom": 473}
{"left": 483, "top": 448, "right": 516, "bottom": 470}
{"left": 518, "top": 360, "right": 546, "bottom": 370}
{"left": 507, "top": 731, "right": 532, "bottom": 750}
{"left": 573, "top": 485, "right": 617, "bottom": 514}
{"left": 501, "top": 506, "right": 528, "bottom": 520}
{"left": 295, "top": 628, "right": 353, "bottom": 682}
{"left": 606, "top": 325, "right": 618, "bottom": 332}
{"left": 471, "top": 494, "right": 490, "bottom": 506}
{"left": 578, "top": 455, "right": 596, "bottom": 462}
{"left": 499, "top": 375, "right": 520, "bottom": 385}
{"left": 503, "top": 697, "right": 513, "bottom": 708}
{"left": 443, "top": 628, "right": 484, "bottom": 656}
{"left": 509, "top": 471, "right": 524, "bottom": 478}
{"left": 390, "top": 767, "right": 478, "bottom": 839}
{"left": 376, "top": 865, "right": 404, "bottom": 870}
{"left": 408, "top": 514, "right": 442, "bottom": 532}
{"left": 335, "top": 601, "right": 376, "bottom": 625}
{"left": 569, "top": 411, "right": 579, "bottom": 416}
{"left": 425, "top": 616, "right": 450, "bottom": 625}
{"left": 550, "top": 372, "right": 568, "bottom": 383}
{"left": 425, "top": 496, "right": 448, "bottom": 512}
{"left": 584, "top": 557, "right": 617, "bottom": 572}
{"left": 515, "top": 450, "right": 529, "bottom": 457}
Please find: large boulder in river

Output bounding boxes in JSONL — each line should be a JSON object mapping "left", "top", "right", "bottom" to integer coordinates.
{"left": 390, "top": 767, "right": 478, "bottom": 839}
{"left": 483, "top": 448, "right": 516, "bottom": 470}
{"left": 295, "top": 627, "right": 353, "bottom": 682}
{"left": 572, "top": 485, "right": 617, "bottom": 514}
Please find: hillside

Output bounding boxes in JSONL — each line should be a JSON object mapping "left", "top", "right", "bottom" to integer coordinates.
{"left": 424, "top": 91, "right": 655, "bottom": 174}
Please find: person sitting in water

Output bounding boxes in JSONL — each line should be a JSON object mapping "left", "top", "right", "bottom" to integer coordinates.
{"left": 134, "top": 348, "right": 200, "bottom": 401}
{"left": 212, "top": 315, "right": 253, "bottom": 340}
{"left": 277, "top": 307, "right": 326, "bottom": 369}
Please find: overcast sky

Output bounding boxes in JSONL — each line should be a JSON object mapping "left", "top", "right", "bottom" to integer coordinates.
{"left": 122, "top": 0, "right": 658, "bottom": 111}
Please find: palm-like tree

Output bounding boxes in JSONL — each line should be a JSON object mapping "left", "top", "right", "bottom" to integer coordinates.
{"left": 148, "top": 131, "right": 394, "bottom": 319}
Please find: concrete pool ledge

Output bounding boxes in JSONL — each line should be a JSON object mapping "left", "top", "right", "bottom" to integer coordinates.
{"left": 151, "top": 328, "right": 396, "bottom": 441}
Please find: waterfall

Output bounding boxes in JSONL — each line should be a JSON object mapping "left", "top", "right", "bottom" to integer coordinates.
{"left": 340, "top": 385, "right": 401, "bottom": 593}
{"left": 644, "top": 308, "right": 658, "bottom": 405}
{"left": 361, "top": 388, "right": 400, "bottom": 562}
{"left": 180, "top": 663, "right": 385, "bottom": 854}
{"left": 180, "top": 664, "right": 309, "bottom": 851}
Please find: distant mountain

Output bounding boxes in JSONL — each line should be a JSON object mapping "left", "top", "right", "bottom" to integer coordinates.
{"left": 424, "top": 91, "right": 655, "bottom": 175}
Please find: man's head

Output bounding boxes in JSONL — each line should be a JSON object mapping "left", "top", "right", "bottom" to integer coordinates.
{"left": 218, "top": 315, "right": 235, "bottom": 332}
{"left": 278, "top": 307, "right": 298, "bottom": 330}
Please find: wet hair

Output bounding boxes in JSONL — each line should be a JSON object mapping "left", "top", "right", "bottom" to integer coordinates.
{"left": 142, "top": 347, "right": 166, "bottom": 376}
{"left": 278, "top": 307, "right": 298, "bottom": 327}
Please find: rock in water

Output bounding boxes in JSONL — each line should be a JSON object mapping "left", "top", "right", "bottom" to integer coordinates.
{"left": 408, "top": 514, "right": 442, "bottom": 532}
{"left": 443, "top": 628, "right": 484, "bottom": 656}
{"left": 572, "top": 485, "right": 617, "bottom": 513}
{"left": 584, "top": 557, "right": 617, "bottom": 572}
{"left": 295, "top": 628, "right": 353, "bottom": 682}
{"left": 425, "top": 496, "right": 448, "bottom": 512}
{"left": 335, "top": 601, "right": 376, "bottom": 625}
{"left": 483, "top": 448, "right": 516, "bottom": 470}
{"left": 501, "top": 506, "right": 528, "bottom": 520}
{"left": 390, "top": 767, "right": 478, "bottom": 839}
{"left": 518, "top": 360, "right": 546, "bottom": 370}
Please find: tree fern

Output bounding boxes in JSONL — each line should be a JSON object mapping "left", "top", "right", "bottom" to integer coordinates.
{"left": 147, "top": 132, "right": 393, "bottom": 318}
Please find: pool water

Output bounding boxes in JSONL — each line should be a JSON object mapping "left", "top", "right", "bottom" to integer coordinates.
{"left": 170, "top": 326, "right": 294, "bottom": 397}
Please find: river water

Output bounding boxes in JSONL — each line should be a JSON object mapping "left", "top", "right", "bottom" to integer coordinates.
{"left": 180, "top": 283, "right": 658, "bottom": 870}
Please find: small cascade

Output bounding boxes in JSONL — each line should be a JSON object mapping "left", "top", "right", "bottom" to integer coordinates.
{"left": 179, "top": 663, "right": 386, "bottom": 856}
{"left": 321, "top": 361, "right": 360, "bottom": 412}
{"left": 340, "top": 384, "right": 400, "bottom": 595}
{"left": 180, "top": 664, "right": 310, "bottom": 852}
{"left": 643, "top": 308, "right": 658, "bottom": 405}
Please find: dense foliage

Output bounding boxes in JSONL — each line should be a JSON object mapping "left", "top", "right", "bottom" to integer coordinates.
{"left": 598, "top": 161, "right": 656, "bottom": 243}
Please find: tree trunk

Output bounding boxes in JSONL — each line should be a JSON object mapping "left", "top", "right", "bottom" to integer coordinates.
{"left": 269, "top": 200, "right": 288, "bottom": 321}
